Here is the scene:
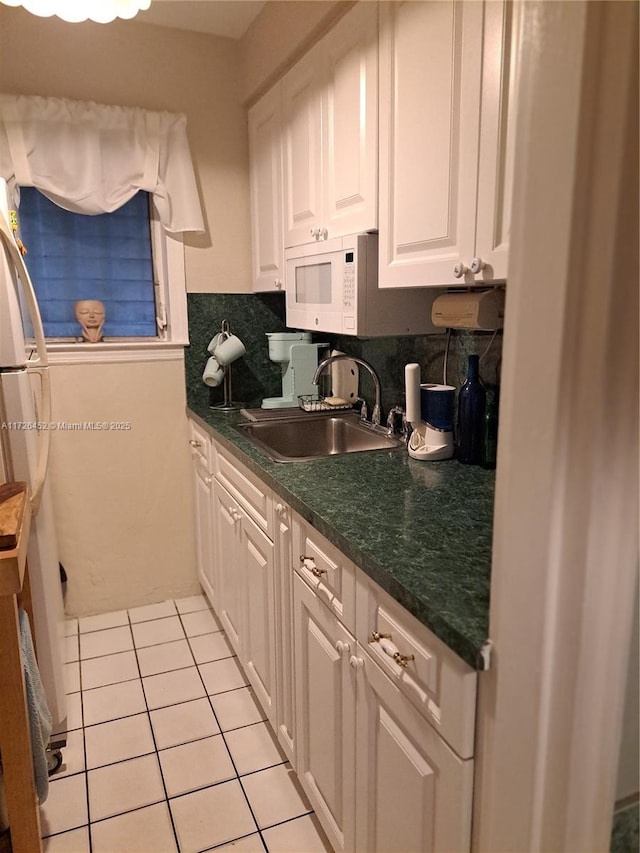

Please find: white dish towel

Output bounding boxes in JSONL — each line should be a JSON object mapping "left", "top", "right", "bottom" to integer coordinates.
{"left": 19, "top": 608, "right": 53, "bottom": 804}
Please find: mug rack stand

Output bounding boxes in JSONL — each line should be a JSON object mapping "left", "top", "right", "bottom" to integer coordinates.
{"left": 210, "top": 319, "right": 244, "bottom": 412}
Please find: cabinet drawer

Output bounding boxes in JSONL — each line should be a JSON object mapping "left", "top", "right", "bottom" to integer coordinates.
{"left": 293, "top": 518, "right": 356, "bottom": 633}
{"left": 188, "top": 420, "right": 211, "bottom": 472}
{"left": 356, "top": 571, "right": 477, "bottom": 760}
{"left": 214, "top": 442, "right": 273, "bottom": 538}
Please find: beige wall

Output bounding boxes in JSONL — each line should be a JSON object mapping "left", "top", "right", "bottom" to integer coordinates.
{"left": 0, "top": 7, "right": 257, "bottom": 613}
{"left": 239, "top": 0, "right": 354, "bottom": 104}
{"left": 48, "top": 356, "right": 199, "bottom": 616}
{"left": 0, "top": 5, "right": 252, "bottom": 294}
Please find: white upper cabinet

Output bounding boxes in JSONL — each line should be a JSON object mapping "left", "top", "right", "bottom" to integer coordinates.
{"left": 474, "top": 0, "right": 522, "bottom": 281}
{"left": 282, "top": 1, "right": 378, "bottom": 248}
{"left": 378, "top": 0, "right": 519, "bottom": 288}
{"left": 281, "top": 44, "right": 324, "bottom": 249}
{"left": 378, "top": 0, "right": 482, "bottom": 288}
{"left": 248, "top": 86, "right": 285, "bottom": 292}
{"left": 321, "top": 0, "right": 378, "bottom": 241}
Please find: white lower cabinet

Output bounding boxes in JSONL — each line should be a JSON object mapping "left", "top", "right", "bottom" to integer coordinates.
{"left": 212, "top": 475, "right": 277, "bottom": 730}
{"left": 354, "top": 640, "right": 474, "bottom": 853}
{"left": 293, "top": 568, "right": 475, "bottom": 853}
{"left": 188, "top": 420, "right": 477, "bottom": 853}
{"left": 189, "top": 421, "right": 216, "bottom": 607}
{"left": 242, "top": 507, "right": 277, "bottom": 728}
{"left": 293, "top": 572, "right": 357, "bottom": 853}
{"left": 273, "top": 500, "right": 296, "bottom": 764}
{"left": 212, "top": 479, "right": 244, "bottom": 656}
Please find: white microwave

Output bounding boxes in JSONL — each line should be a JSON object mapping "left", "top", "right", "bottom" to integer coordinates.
{"left": 285, "top": 233, "right": 437, "bottom": 337}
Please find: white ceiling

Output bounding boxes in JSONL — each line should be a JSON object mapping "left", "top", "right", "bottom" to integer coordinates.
{"left": 136, "top": 0, "right": 266, "bottom": 40}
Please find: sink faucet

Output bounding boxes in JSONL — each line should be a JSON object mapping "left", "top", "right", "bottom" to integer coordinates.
{"left": 313, "top": 355, "right": 382, "bottom": 427}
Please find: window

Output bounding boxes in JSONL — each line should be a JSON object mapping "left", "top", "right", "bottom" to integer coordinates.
{"left": 15, "top": 188, "right": 187, "bottom": 351}
{"left": 19, "top": 188, "right": 158, "bottom": 339}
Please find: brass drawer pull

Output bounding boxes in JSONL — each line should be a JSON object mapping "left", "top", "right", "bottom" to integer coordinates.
{"left": 369, "top": 631, "right": 392, "bottom": 643}
{"left": 369, "top": 631, "right": 415, "bottom": 668}
{"left": 393, "top": 651, "right": 415, "bottom": 668}
{"left": 300, "top": 555, "right": 327, "bottom": 577}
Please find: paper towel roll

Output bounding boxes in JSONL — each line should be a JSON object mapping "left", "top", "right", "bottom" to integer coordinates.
{"left": 405, "top": 363, "right": 421, "bottom": 424}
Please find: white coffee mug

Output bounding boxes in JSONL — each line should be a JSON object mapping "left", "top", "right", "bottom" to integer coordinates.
{"left": 202, "top": 356, "right": 225, "bottom": 387}
{"left": 207, "top": 332, "right": 227, "bottom": 355}
{"left": 214, "top": 333, "right": 246, "bottom": 366}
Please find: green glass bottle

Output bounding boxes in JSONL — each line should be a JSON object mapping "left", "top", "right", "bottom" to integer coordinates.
{"left": 481, "top": 386, "right": 499, "bottom": 469}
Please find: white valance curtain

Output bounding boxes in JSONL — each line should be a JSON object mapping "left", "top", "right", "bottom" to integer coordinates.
{"left": 0, "top": 94, "right": 205, "bottom": 234}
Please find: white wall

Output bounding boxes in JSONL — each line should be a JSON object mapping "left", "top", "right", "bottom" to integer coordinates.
{"left": 0, "top": 6, "right": 261, "bottom": 612}
{"left": 239, "top": 0, "right": 353, "bottom": 104}
{"left": 48, "top": 356, "right": 199, "bottom": 615}
{"left": 0, "top": 5, "right": 252, "bottom": 294}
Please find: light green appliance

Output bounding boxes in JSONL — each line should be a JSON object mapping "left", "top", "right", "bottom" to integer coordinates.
{"left": 261, "top": 332, "right": 329, "bottom": 409}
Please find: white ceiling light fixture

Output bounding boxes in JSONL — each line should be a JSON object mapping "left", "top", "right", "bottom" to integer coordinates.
{"left": 0, "top": 0, "right": 151, "bottom": 24}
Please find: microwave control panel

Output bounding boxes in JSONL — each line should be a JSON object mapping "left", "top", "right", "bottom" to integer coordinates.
{"left": 343, "top": 250, "right": 356, "bottom": 309}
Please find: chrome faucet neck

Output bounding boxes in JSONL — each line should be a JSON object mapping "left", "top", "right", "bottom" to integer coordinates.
{"left": 312, "top": 354, "right": 383, "bottom": 427}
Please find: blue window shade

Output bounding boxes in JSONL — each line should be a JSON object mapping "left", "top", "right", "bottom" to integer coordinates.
{"left": 18, "top": 188, "right": 157, "bottom": 338}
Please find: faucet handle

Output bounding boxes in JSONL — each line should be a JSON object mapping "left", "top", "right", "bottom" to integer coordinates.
{"left": 386, "top": 406, "right": 408, "bottom": 438}
{"left": 356, "top": 397, "right": 368, "bottom": 423}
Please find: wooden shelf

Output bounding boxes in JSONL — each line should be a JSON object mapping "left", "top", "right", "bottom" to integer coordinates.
{"left": 0, "top": 483, "right": 43, "bottom": 853}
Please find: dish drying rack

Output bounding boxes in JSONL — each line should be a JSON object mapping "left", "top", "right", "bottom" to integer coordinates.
{"left": 298, "top": 395, "right": 354, "bottom": 413}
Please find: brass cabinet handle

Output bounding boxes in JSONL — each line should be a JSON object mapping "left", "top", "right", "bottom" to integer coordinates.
{"left": 369, "top": 631, "right": 415, "bottom": 668}
{"left": 369, "top": 631, "right": 392, "bottom": 643}
{"left": 392, "top": 652, "right": 415, "bottom": 668}
{"left": 300, "top": 555, "right": 327, "bottom": 577}
{"left": 189, "top": 439, "right": 202, "bottom": 448}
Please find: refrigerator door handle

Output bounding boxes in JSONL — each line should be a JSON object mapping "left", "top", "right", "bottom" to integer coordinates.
{"left": 29, "top": 365, "right": 51, "bottom": 514}
{"left": 0, "top": 210, "right": 51, "bottom": 513}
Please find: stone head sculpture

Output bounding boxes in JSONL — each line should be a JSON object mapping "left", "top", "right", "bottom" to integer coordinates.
{"left": 75, "top": 300, "right": 105, "bottom": 343}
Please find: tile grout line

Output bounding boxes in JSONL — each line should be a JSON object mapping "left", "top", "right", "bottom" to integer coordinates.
{"left": 79, "top": 623, "right": 93, "bottom": 853}
{"left": 57, "top": 601, "right": 315, "bottom": 852}
{"left": 175, "top": 606, "right": 270, "bottom": 853}
{"left": 43, "top": 623, "right": 91, "bottom": 847}
{"left": 126, "top": 604, "right": 183, "bottom": 853}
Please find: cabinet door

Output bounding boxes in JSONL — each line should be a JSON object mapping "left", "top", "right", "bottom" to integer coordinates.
{"left": 355, "top": 643, "right": 474, "bottom": 853}
{"left": 282, "top": 45, "right": 324, "bottom": 248}
{"left": 293, "top": 574, "right": 356, "bottom": 853}
{"left": 322, "top": 1, "right": 378, "bottom": 239}
{"left": 193, "top": 464, "right": 215, "bottom": 607}
{"left": 212, "top": 480, "right": 243, "bottom": 656}
{"left": 378, "top": 0, "right": 483, "bottom": 288}
{"left": 474, "top": 0, "right": 521, "bottom": 281}
{"left": 249, "top": 85, "right": 285, "bottom": 292}
{"left": 242, "top": 514, "right": 277, "bottom": 728}
{"left": 274, "top": 501, "right": 296, "bottom": 764}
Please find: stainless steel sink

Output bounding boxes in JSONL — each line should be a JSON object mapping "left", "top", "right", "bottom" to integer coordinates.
{"left": 234, "top": 411, "right": 404, "bottom": 462}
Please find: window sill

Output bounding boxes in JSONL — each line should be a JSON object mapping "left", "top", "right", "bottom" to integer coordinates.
{"left": 46, "top": 340, "right": 188, "bottom": 365}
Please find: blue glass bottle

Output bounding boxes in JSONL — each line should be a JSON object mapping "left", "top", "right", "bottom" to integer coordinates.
{"left": 456, "top": 354, "right": 486, "bottom": 465}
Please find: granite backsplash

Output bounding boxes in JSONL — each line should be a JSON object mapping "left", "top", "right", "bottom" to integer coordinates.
{"left": 185, "top": 292, "right": 503, "bottom": 416}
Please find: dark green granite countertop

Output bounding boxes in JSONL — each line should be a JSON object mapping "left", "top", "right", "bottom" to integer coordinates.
{"left": 188, "top": 399, "right": 495, "bottom": 670}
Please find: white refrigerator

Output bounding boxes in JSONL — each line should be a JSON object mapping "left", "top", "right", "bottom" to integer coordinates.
{"left": 0, "top": 177, "right": 67, "bottom": 741}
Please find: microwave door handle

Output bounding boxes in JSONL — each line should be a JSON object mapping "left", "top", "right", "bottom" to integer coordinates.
{"left": 0, "top": 210, "right": 51, "bottom": 513}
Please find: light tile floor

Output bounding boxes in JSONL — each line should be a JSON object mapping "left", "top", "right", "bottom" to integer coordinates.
{"left": 42, "top": 595, "right": 331, "bottom": 853}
